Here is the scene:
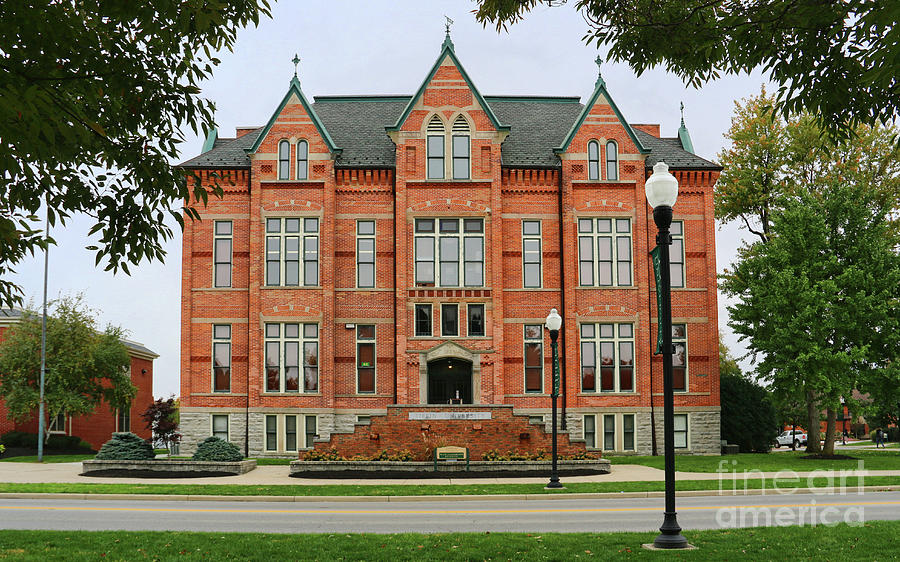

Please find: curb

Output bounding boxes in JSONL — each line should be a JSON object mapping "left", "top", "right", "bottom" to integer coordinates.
{"left": 0, "top": 485, "right": 897, "bottom": 503}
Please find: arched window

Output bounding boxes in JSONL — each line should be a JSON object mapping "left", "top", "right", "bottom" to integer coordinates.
{"left": 296, "top": 140, "right": 308, "bottom": 180}
{"left": 587, "top": 140, "right": 600, "bottom": 180}
{"left": 426, "top": 115, "right": 445, "bottom": 179}
{"left": 606, "top": 140, "right": 618, "bottom": 181}
{"left": 278, "top": 140, "right": 290, "bottom": 180}
{"left": 452, "top": 115, "right": 470, "bottom": 180}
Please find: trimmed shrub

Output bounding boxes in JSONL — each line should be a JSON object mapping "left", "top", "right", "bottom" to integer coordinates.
{"left": 192, "top": 437, "right": 243, "bottom": 462}
{"left": 720, "top": 373, "right": 779, "bottom": 452}
{"left": 1, "top": 431, "right": 92, "bottom": 451}
{"left": 95, "top": 432, "right": 155, "bottom": 460}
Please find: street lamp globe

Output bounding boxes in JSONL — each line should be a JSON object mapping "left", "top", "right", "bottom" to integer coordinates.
{"left": 545, "top": 308, "right": 562, "bottom": 332}
{"left": 645, "top": 162, "right": 679, "bottom": 209}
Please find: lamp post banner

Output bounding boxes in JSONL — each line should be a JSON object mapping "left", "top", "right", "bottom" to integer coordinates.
{"left": 650, "top": 246, "right": 663, "bottom": 355}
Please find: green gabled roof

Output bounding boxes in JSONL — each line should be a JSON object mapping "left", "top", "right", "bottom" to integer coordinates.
{"left": 554, "top": 79, "right": 649, "bottom": 155}
{"left": 247, "top": 76, "right": 341, "bottom": 155}
{"left": 386, "top": 39, "right": 509, "bottom": 134}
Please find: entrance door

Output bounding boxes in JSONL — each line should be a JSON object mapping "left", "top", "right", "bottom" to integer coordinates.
{"left": 427, "top": 358, "right": 472, "bottom": 404}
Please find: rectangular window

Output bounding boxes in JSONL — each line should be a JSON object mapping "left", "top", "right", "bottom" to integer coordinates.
{"left": 212, "top": 324, "right": 231, "bottom": 393}
{"left": 623, "top": 414, "right": 635, "bottom": 451}
{"left": 674, "top": 414, "right": 688, "bottom": 449}
{"left": 522, "top": 220, "right": 542, "bottom": 288}
{"left": 584, "top": 415, "right": 596, "bottom": 449}
{"left": 672, "top": 324, "right": 687, "bottom": 392}
{"left": 467, "top": 304, "right": 485, "bottom": 337}
{"left": 264, "top": 323, "right": 318, "bottom": 393}
{"left": 116, "top": 408, "right": 130, "bottom": 432}
{"left": 670, "top": 221, "right": 685, "bottom": 288}
{"left": 427, "top": 135, "right": 444, "bottom": 179}
{"left": 304, "top": 415, "right": 317, "bottom": 449}
{"left": 356, "top": 220, "right": 376, "bottom": 288}
{"left": 265, "top": 415, "right": 277, "bottom": 451}
{"left": 48, "top": 412, "right": 66, "bottom": 434}
{"left": 265, "top": 217, "right": 319, "bottom": 286}
{"left": 524, "top": 324, "right": 543, "bottom": 393}
{"left": 357, "top": 325, "right": 376, "bottom": 394}
{"left": 580, "top": 323, "right": 634, "bottom": 393}
{"left": 452, "top": 135, "right": 470, "bottom": 179}
{"left": 577, "top": 218, "right": 632, "bottom": 286}
{"left": 415, "top": 218, "right": 484, "bottom": 287}
{"left": 603, "top": 414, "right": 615, "bottom": 451}
{"left": 214, "top": 221, "right": 232, "bottom": 287}
{"left": 285, "top": 415, "right": 298, "bottom": 452}
{"left": 212, "top": 414, "right": 228, "bottom": 441}
{"left": 441, "top": 304, "right": 458, "bottom": 337}
{"left": 415, "top": 304, "right": 432, "bottom": 337}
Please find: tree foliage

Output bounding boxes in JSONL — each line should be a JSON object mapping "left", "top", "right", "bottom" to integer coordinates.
{"left": 141, "top": 396, "right": 180, "bottom": 456}
{"left": 475, "top": 0, "right": 899, "bottom": 142}
{"left": 720, "top": 372, "right": 778, "bottom": 453}
{"left": 0, "top": 296, "right": 136, "bottom": 440}
{"left": 0, "top": 1, "right": 272, "bottom": 308}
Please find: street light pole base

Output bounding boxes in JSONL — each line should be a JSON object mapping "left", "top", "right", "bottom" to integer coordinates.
{"left": 545, "top": 482, "right": 564, "bottom": 490}
{"left": 652, "top": 512, "right": 690, "bottom": 549}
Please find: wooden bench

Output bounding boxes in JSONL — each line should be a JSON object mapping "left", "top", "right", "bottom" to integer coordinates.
{"left": 433, "top": 446, "right": 469, "bottom": 471}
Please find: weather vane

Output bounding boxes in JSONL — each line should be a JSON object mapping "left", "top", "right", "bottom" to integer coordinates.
{"left": 680, "top": 101, "right": 685, "bottom": 125}
{"left": 594, "top": 55, "right": 605, "bottom": 88}
{"left": 445, "top": 15, "right": 454, "bottom": 35}
{"left": 292, "top": 53, "right": 301, "bottom": 78}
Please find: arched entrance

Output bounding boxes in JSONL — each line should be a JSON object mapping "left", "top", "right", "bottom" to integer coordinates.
{"left": 427, "top": 358, "right": 473, "bottom": 404}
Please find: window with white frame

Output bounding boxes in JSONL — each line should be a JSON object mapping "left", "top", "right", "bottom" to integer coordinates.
{"left": 452, "top": 115, "right": 470, "bottom": 180}
{"left": 524, "top": 324, "right": 543, "bottom": 393}
{"left": 580, "top": 323, "right": 635, "bottom": 393}
{"left": 603, "top": 414, "right": 615, "bottom": 450}
{"left": 278, "top": 140, "right": 290, "bottom": 179}
{"left": 264, "top": 323, "right": 319, "bottom": 393}
{"left": 673, "top": 324, "right": 687, "bottom": 392}
{"left": 414, "top": 218, "right": 484, "bottom": 287}
{"left": 623, "top": 413, "right": 635, "bottom": 451}
{"left": 585, "top": 413, "right": 637, "bottom": 451}
{"left": 578, "top": 218, "right": 632, "bottom": 286}
{"left": 265, "top": 217, "right": 319, "bottom": 286}
{"left": 212, "top": 324, "right": 231, "bottom": 393}
{"left": 467, "top": 304, "right": 485, "bottom": 337}
{"left": 588, "top": 140, "right": 600, "bottom": 180}
{"left": 356, "top": 220, "right": 375, "bottom": 288}
{"left": 441, "top": 303, "right": 458, "bottom": 337}
{"left": 427, "top": 116, "right": 445, "bottom": 179}
{"left": 211, "top": 414, "right": 228, "bottom": 441}
{"left": 414, "top": 304, "right": 432, "bottom": 337}
{"left": 304, "top": 415, "right": 317, "bottom": 448}
{"left": 357, "top": 325, "right": 375, "bottom": 394}
{"left": 116, "top": 408, "right": 130, "bottom": 432}
{"left": 670, "top": 221, "right": 685, "bottom": 288}
{"left": 214, "top": 221, "right": 232, "bottom": 287}
{"left": 265, "top": 414, "right": 299, "bottom": 453}
{"left": 48, "top": 412, "right": 66, "bottom": 434}
{"left": 606, "top": 140, "right": 618, "bottom": 181}
{"left": 583, "top": 415, "right": 596, "bottom": 448}
{"left": 674, "top": 414, "right": 688, "bottom": 448}
{"left": 522, "top": 220, "right": 542, "bottom": 288}
{"left": 296, "top": 140, "right": 308, "bottom": 180}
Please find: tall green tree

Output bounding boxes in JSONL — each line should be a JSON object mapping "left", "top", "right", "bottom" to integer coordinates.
{"left": 0, "top": 1, "right": 272, "bottom": 308}
{"left": 475, "top": 1, "right": 899, "bottom": 142}
{"left": 0, "top": 296, "right": 136, "bottom": 442}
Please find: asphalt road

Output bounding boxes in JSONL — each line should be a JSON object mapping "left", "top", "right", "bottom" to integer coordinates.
{"left": 1, "top": 491, "right": 898, "bottom": 534}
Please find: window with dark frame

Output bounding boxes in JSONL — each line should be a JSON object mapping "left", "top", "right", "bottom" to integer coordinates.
{"left": 304, "top": 415, "right": 317, "bottom": 448}
{"left": 356, "top": 220, "right": 375, "bottom": 288}
{"left": 356, "top": 325, "right": 376, "bottom": 394}
{"left": 623, "top": 414, "right": 635, "bottom": 451}
{"left": 467, "top": 304, "right": 485, "bottom": 337}
{"left": 584, "top": 415, "right": 596, "bottom": 448}
{"left": 278, "top": 140, "right": 290, "bottom": 179}
{"left": 285, "top": 415, "right": 298, "bottom": 452}
{"left": 441, "top": 303, "right": 458, "bottom": 337}
{"left": 672, "top": 323, "right": 687, "bottom": 392}
{"left": 588, "top": 140, "right": 600, "bottom": 180}
{"left": 674, "top": 414, "right": 688, "bottom": 448}
{"left": 264, "top": 323, "right": 319, "bottom": 393}
{"left": 415, "top": 304, "right": 432, "bottom": 337}
{"left": 524, "top": 324, "right": 543, "bottom": 393}
{"left": 212, "top": 324, "right": 231, "bottom": 393}
{"left": 578, "top": 218, "right": 632, "bottom": 286}
{"left": 265, "top": 415, "right": 277, "bottom": 451}
{"left": 603, "top": 414, "right": 615, "bottom": 450}
{"left": 296, "top": 140, "right": 308, "bottom": 180}
{"left": 522, "top": 220, "right": 541, "bottom": 288}
{"left": 213, "top": 221, "right": 232, "bottom": 288}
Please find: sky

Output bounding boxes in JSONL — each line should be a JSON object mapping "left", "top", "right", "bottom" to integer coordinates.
{"left": 10, "top": 0, "right": 769, "bottom": 398}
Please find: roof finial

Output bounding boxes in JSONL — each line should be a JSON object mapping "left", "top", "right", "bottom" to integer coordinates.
{"left": 292, "top": 53, "right": 301, "bottom": 79}
{"left": 594, "top": 55, "right": 605, "bottom": 88}
{"left": 680, "top": 101, "right": 685, "bottom": 127}
{"left": 442, "top": 16, "right": 455, "bottom": 50}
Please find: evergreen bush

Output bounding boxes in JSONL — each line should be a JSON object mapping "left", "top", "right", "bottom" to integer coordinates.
{"left": 95, "top": 432, "right": 155, "bottom": 460}
{"left": 720, "top": 373, "right": 779, "bottom": 452}
{"left": 192, "top": 437, "right": 243, "bottom": 462}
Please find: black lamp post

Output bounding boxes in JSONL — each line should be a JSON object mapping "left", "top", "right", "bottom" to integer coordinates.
{"left": 646, "top": 162, "right": 689, "bottom": 549}
{"left": 545, "top": 308, "right": 563, "bottom": 489}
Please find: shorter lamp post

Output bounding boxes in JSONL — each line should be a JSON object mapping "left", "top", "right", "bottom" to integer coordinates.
{"left": 545, "top": 308, "right": 563, "bottom": 489}
{"left": 646, "top": 162, "right": 689, "bottom": 549}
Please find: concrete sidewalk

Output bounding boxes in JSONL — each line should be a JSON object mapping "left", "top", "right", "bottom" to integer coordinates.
{"left": 1, "top": 461, "right": 898, "bottom": 487}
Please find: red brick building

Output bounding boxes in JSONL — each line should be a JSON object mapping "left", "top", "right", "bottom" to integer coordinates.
{"left": 177, "top": 36, "right": 722, "bottom": 458}
{"left": 0, "top": 309, "right": 156, "bottom": 450}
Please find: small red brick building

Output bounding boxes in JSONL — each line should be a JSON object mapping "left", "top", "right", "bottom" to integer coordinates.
{"left": 177, "top": 36, "right": 722, "bottom": 458}
{"left": 0, "top": 309, "right": 156, "bottom": 450}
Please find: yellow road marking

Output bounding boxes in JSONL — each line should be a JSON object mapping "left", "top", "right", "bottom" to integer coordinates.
{"left": 0, "top": 501, "right": 897, "bottom": 516}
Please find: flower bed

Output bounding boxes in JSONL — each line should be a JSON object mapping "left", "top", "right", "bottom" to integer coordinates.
{"left": 290, "top": 459, "right": 610, "bottom": 479}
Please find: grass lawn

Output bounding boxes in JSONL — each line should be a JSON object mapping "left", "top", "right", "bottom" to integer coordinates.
{"left": 0, "top": 475, "right": 897, "bottom": 498}
{"left": 0, "top": 522, "right": 897, "bottom": 560}
{"left": 608, "top": 450, "right": 900, "bottom": 472}
{"left": 0, "top": 454, "right": 95, "bottom": 463}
